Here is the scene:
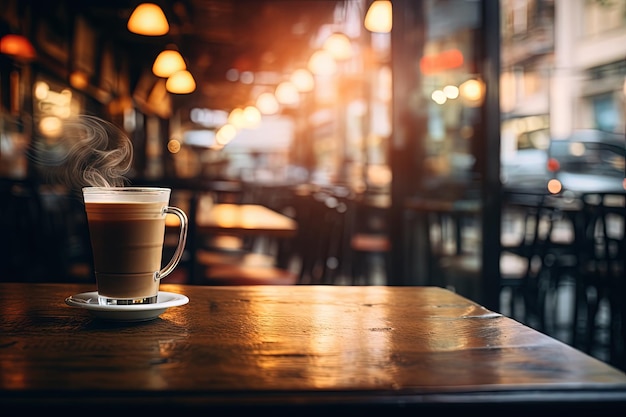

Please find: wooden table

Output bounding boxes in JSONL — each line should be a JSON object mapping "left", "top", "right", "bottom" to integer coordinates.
{"left": 196, "top": 203, "right": 297, "bottom": 238}
{"left": 167, "top": 203, "right": 297, "bottom": 238}
{"left": 1, "top": 283, "right": 626, "bottom": 415}
{"left": 167, "top": 203, "right": 298, "bottom": 283}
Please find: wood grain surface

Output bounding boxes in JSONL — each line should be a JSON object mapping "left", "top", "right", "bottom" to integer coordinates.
{"left": 1, "top": 283, "right": 625, "bottom": 415}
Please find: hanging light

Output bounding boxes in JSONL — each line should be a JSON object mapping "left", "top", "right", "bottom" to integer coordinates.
{"left": 242, "top": 105, "right": 262, "bottom": 128}
{"left": 323, "top": 33, "right": 353, "bottom": 61}
{"left": 0, "top": 34, "right": 36, "bottom": 61}
{"left": 216, "top": 124, "right": 237, "bottom": 146}
{"left": 364, "top": 0, "right": 392, "bottom": 33}
{"left": 127, "top": 3, "right": 169, "bottom": 36}
{"left": 228, "top": 108, "right": 245, "bottom": 129}
{"left": 275, "top": 81, "right": 300, "bottom": 106}
{"left": 256, "top": 92, "right": 280, "bottom": 115}
{"left": 459, "top": 78, "right": 485, "bottom": 107}
{"left": 290, "top": 68, "right": 315, "bottom": 93}
{"left": 307, "top": 50, "right": 337, "bottom": 76}
{"left": 153, "top": 49, "right": 186, "bottom": 77}
{"left": 69, "top": 70, "right": 89, "bottom": 90}
{"left": 166, "top": 70, "right": 196, "bottom": 94}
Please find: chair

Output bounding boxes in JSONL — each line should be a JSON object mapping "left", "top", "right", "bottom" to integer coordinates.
{"left": 426, "top": 198, "right": 484, "bottom": 302}
{"left": 499, "top": 192, "right": 576, "bottom": 331}
{"left": 573, "top": 192, "right": 625, "bottom": 370}
{"left": 200, "top": 187, "right": 356, "bottom": 286}
{"left": 307, "top": 190, "right": 352, "bottom": 284}
{"left": 345, "top": 193, "right": 391, "bottom": 285}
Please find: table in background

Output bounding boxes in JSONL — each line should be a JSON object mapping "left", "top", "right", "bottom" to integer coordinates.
{"left": 167, "top": 203, "right": 297, "bottom": 238}
{"left": 167, "top": 203, "right": 298, "bottom": 283}
{"left": 195, "top": 203, "right": 298, "bottom": 238}
{"left": 1, "top": 282, "right": 626, "bottom": 415}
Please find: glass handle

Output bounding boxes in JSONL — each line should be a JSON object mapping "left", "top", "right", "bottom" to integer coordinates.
{"left": 155, "top": 206, "right": 188, "bottom": 281}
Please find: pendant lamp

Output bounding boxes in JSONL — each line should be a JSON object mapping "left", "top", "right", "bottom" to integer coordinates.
{"left": 127, "top": 3, "right": 169, "bottom": 36}
{"left": 275, "top": 81, "right": 300, "bottom": 106}
{"left": 256, "top": 92, "right": 279, "bottom": 115}
{"left": 153, "top": 49, "right": 186, "bottom": 77}
{"left": 364, "top": 0, "right": 392, "bottom": 33}
{"left": 0, "top": 34, "right": 36, "bottom": 61}
{"left": 323, "top": 33, "right": 353, "bottom": 61}
{"left": 290, "top": 69, "right": 314, "bottom": 93}
{"left": 308, "top": 50, "right": 336, "bottom": 76}
{"left": 166, "top": 70, "right": 196, "bottom": 94}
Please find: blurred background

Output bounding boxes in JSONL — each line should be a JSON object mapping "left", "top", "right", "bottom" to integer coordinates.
{"left": 1, "top": 0, "right": 625, "bottom": 369}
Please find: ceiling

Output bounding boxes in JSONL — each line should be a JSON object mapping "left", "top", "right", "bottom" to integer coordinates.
{"left": 64, "top": 0, "right": 349, "bottom": 112}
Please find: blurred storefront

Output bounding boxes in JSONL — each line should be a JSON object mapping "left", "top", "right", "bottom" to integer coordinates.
{"left": 501, "top": 0, "right": 626, "bottom": 157}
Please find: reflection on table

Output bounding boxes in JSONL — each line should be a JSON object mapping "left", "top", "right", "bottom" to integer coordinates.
{"left": 2, "top": 282, "right": 626, "bottom": 414}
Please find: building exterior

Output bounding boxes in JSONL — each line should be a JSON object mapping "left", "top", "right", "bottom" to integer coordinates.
{"left": 501, "top": 0, "right": 625, "bottom": 163}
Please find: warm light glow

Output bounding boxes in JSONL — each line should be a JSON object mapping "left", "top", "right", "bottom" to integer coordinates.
{"left": 153, "top": 49, "right": 186, "bottom": 77}
{"left": 364, "top": 0, "right": 392, "bottom": 33}
{"left": 0, "top": 34, "right": 36, "bottom": 60}
{"left": 323, "top": 32, "right": 353, "bottom": 61}
{"left": 443, "top": 85, "right": 459, "bottom": 99}
{"left": 228, "top": 108, "right": 245, "bottom": 129}
{"left": 167, "top": 139, "right": 181, "bottom": 153}
{"left": 367, "top": 165, "right": 392, "bottom": 187}
{"left": 34, "top": 82, "right": 50, "bottom": 100}
{"left": 275, "top": 81, "right": 300, "bottom": 106}
{"left": 459, "top": 79, "right": 485, "bottom": 105}
{"left": 39, "top": 116, "right": 63, "bottom": 138}
{"left": 547, "top": 179, "right": 562, "bottom": 194}
{"left": 431, "top": 90, "right": 447, "bottom": 105}
{"left": 308, "top": 50, "right": 337, "bottom": 76}
{"left": 33, "top": 83, "right": 75, "bottom": 120}
{"left": 127, "top": 3, "right": 169, "bottom": 36}
{"left": 256, "top": 92, "right": 280, "bottom": 115}
{"left": 166, "top": 70, "right": 196, "bottom": 94}
{"left": 243, "top": 105, "right": 262, "bottom": 128}
{"left": 69, "top": 70, "right": 89, "bottom": 89}
{"left": 420, "top": 49, "right": 464, "bottom": 75}
{"left": 290, "top": 69, "right": 315, "bottom": 93}
{"left": 216, "top": 124, "right": 237, "bottom": 145}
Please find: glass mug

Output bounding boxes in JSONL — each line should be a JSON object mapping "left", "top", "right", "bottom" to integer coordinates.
{"left": 82, "top": 187, "right": 188, "bottom": 305}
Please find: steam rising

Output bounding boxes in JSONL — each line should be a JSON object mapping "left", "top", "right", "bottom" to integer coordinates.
{"left": 31, "top": 115, "right": 133, "bottom": 188}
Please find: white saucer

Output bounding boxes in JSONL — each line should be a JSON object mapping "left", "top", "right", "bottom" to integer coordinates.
{"left": 65, "top": 291, "right": 189, "bottom": 322}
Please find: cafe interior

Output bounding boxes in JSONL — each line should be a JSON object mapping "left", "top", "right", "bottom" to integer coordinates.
{"left": 0, "top": 0, "right": 625, "bottom": 373}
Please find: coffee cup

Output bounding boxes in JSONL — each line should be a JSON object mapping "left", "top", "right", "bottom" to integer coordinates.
{"left": 82, "top": 187, "right": 188, "bottom": 305}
